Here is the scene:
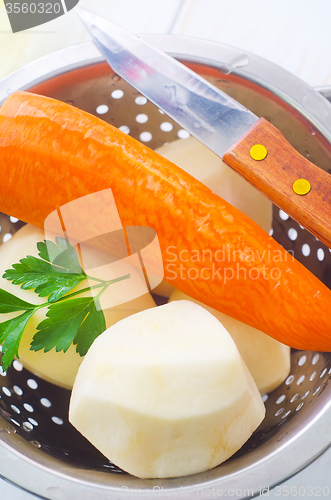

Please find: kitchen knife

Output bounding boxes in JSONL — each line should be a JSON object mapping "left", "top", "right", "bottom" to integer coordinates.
{"left": 77, "top": 7, "right": 331, "bottom": 248}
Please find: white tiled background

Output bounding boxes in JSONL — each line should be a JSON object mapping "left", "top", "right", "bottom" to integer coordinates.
{"left": 0, "top": 0, "right": 331, "bottom": 498}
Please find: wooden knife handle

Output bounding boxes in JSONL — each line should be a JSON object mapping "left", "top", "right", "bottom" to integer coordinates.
{"left": 223, "top": 117, "right": 331, "bottom": 248}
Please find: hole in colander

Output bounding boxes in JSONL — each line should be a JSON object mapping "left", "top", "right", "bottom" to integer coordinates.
{"left": 3, "top": 233, "right": 12, "bottom": 243}
{"left": 275, "top": 408, "right": 284, "bottom": 416}
{"left": 285, "top": 375, "right": 294, "bottom": 385}
{"left": 291, "top": 393, "right": 300, "bottom": 402}
{"left": 320, "top": 368, "right": 327, "bottom": 378}
{"left": 276, "top": 395, "right": 285, "bottom": 404}
{"left": 288, "top": 228, "right": 298, "bottom": 241}
{"left": 10, "top": 404, "right": 20, "bottom": 414}
{"left": 298, "top": 355, "right": 307, "bottom": 366}
{"left": 13, "top": 360, "right": 23, "bottom": 371}
{"left": 28, "top": 417, "right": 38, "bottom": 426}
{"left": 119, "top": 125, "right": 130, "bottom": 134}
{"left": 111, "top": 89, "right": 124, "bottom": 99}
{"left": 140, "top": 131, "right": 152, "bottom": 142}
{"left": 310, "top": 371, "right": 317, "bottom": 381}
{"left": 23, "top": 403, "right": 34, "bottom": 413}
{"left": 312, "top": 354, "right": 320, "bottom": 365}
{"left": 302, "top": 391, "right": 310, "bottom": 399}
{"left": 296, "top": 403, "right": 304, "bottom": 411}
{"left": 27, "top": 379, "right": 38, "bottom": 390}
{"left": 23, "top": 421, "right": 33, "bottom": 432}
{"left": 177, "top": 129, "right": 190, "bottom": 139}
{"left": 160, "top": 122, "right": 173, "bottom": 132}
{"left": 135, "top": 96, "right": 147, "bottom": 105}
{"left": 9, "top": 216, "right": 19, "bottom": 223}
{"left": 317, "top": 248, "right": 325, "bottom": 261}
{"left": 96, "top": 104, "right": 109, "bottom": 115}
{"left": 279, "top": 210, "right": 289, "bottom": 220}
{"left": 52, "top": 416, "right": 63, "bottom": 425}
{"left": 297, "top": 375, "right": 305, "bottom": 385}
{"left": 2, "top": 386, "right": 11, "bottom": 396}
{"left": 136, "top": 113, "right": 148, "bottom": 124}
{"left": 11, "top": 418, "right": 20, "bottom": 427}
{"left": 13, "top": 385, "right": 23, "bottom": 396}
{"left": 40, "top": 397, "right": 52, "bottom": 408}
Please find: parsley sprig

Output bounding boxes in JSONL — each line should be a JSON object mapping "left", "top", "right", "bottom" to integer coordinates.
{"left": 0, "top": 237, "right": 130, "bottom": 371}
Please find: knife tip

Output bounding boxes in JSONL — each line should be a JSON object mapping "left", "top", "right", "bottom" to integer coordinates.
{"left": 75, "top": 5, "right": 96, "bottom": 24}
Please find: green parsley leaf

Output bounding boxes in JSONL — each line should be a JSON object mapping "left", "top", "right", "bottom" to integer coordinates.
{"left": 0, "top": 310, "right": 35, "bottom": 371}
{"left": 73, "top": 297, "right": 106, "bottom": 356}
{"left": 37, "top": 237, "right": 84, "bottom": 274}
{"left": 0, "top": 289, "right": 36, "bottom": 313}
{"left": 30, "top": 297, "right": 104, "bottom": 354}
{"left": 3, "top": 238, "right": 87, "bottom": 303}
{"left": 3, "top": 255, "right": 85, "bottom": 303}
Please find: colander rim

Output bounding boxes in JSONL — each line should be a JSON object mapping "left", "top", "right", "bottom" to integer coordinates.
{"left": 0, "top": 34, "right": 331, "bottom": 500}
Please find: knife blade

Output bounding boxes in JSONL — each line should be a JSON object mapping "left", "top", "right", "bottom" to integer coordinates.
{"left": 77, "top": 7, "right": 331, "bottom": 248}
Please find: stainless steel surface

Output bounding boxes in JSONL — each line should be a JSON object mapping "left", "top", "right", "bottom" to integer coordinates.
{"left": 0, "top": 36, "right": 331, "bottom": 500}
{"left": 77, "top": 7, "right": 258, "bottom": 158}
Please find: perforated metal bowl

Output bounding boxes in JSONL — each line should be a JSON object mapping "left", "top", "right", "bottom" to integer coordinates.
{"left": 1, "top": 37, "right": 331, "bottom": 500}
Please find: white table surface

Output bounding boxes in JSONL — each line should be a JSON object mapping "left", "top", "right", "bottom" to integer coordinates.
{"left": 1, "top": 0, "right": 331, "bottom": 498}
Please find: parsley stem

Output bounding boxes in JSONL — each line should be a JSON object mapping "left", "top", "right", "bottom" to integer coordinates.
{"left": 34, "top": 273, "right": 130, "bottom": 310}
{"left": 55, "top": 284, "right": 104, "bottom": 302}
{"left": 84, "top": 275, "right": 108, "bottom": 283}
{"left": 84, "top": 274, "right": 126, "bottom": 284}
{"left": 60, "top": 273, "right": 130, "bottom": 302}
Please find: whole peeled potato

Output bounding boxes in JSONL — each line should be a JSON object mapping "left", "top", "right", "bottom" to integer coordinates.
{"left": 69, "top": 300, "right": 265, "bottom": 478}
{"left": 153, "top": 136, "right": 273, "bottom": 298}
{"left": 0, "top": 224, "right": 156, "bottom": 389}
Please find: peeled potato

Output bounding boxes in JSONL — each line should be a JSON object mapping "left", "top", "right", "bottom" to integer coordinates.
{"left": 153, "top": 136, "right": 273, "bottom": 298}
{"left": 0, "top": 224, "right": 156, "bottom": 389}
{"left": 69, "top": 300, "right": 265, "bottom": 478}
{"left": 169, "top": 290, "right": 290, "bottom": 394}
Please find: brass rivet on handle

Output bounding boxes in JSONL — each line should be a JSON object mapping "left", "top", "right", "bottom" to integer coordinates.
{"left": 250, "top": 144, "right": 268, "bottom": 161}
{"left": 293, "top": 178, "right": 311, "bottom": 195}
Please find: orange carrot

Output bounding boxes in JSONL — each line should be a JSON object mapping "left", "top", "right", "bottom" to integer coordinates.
{"left": 0, "top": 90, "right": 330, "bottom": 351}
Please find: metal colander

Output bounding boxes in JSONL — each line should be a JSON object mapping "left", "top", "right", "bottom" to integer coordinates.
{"left": 1, "top": 36, "right": 331, "bottom": 500}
